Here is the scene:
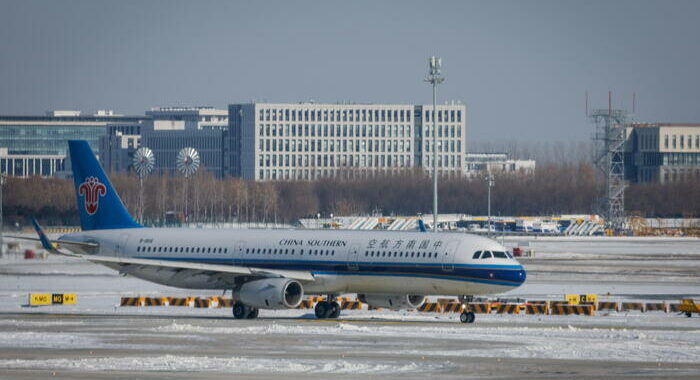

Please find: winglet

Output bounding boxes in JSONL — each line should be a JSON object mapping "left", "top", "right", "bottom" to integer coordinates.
{"left": 31, "top": 217, "right": 57, "bottom": 252}
{"left": 418, "top": 219, "right": 427, "bottom": 232}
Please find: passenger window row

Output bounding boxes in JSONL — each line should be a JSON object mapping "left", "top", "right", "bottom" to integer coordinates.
{"left": 137, "top": 246, "right": 228, "bottom": 254}
{"left": 472, "top": 250, "right": 513, "bottom": 259}
{"left": 244, "top": 248, "right": 335, "bottom": 256}
{"left": 364, "top": 251, "right": 438, "bottom": 259}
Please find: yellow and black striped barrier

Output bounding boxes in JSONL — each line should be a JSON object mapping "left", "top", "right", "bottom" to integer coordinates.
{"left": 296, "top": 299, "right": 315, "bottom": 309}
{"left": 620, "top": 302, "right": 645, "bottom": 312}
{"left": 29, "top": 293, "right": 77, "bottom": 306}
{"left": 167, "top": 297, "right": 192, "bottom": 307}
{"left": 120, "top": 297, "right": 144, "bottom": 307}
{"left": 193, "top": 298, "right": 211, "bottom": 308}
{"left": 341, "top": 301, "right": 363, "bottom": 310}
{"left": 495, "top": 304, "right": 521, "bottom": 314}
{"left": 469, "top": 303, "right": 492, "bottom": 314}
{"left": 418, "top": 303, "right": 441, "bottom": 312}
{"left": 441, "top": 303, "right": 465, "bottom": 313}
{"left": 645, "top": 302, "right": 667, "bottom": 312}
{"left": 525, "top": 304, "right": 548, "bottom": 315}
{"left": 143, "top": 297, "right": 167, "bottom": 306}
{"left": 551, "top": 304, "right": 595, "bottom": 316}
{"left": 597, "top": 301, "right": 618, "bottom": 311}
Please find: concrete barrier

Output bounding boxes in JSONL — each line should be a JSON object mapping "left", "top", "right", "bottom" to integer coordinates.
{"left": 495, "top": 304, "right": 521, "bottom": 314}
{"left": 167, "top": 297, "right": 192, "bottom": 307}
{"left": 440, "top": 303, "right": 464, "bottom": 313}
{"left": 120, "top": 297, "right": 144, "bottom": 307}
{"left": 469, "top": 303, "right": 492, "bottom": 314}
{"left": 143, "top": 297, "right": 167, "bottom": 306}
{"left": 296, "top": 299, "right": 315, "bottom": 309}
{"left": 597, "top": 301, "right": 618, "bottom": 312}
{"left": 341, "top": 301, "right": 364, "bottom": 310}
{"left": 193, "top": 298, "right": 211, "bottom": 308}
{"left": 551, "top": 304, "right": 595, "bottom": 316}
{"left": 525, "top": 304, "right": 548, "bottom": 315}
{"left": 669, "top": 303, "right": 681, "bottom": 312}
{"left": 645, "top": 302, "right": 668, "bottom": 312}
{"left": 418, "top": 303, "right": 441, "bottom": 312}
{"left": 620, "top": 302, "right": 645, "bottom": 312}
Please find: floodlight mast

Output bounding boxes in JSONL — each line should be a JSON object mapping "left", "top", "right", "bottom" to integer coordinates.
{"left": 425, "top": 56, "right": 444, "bottom": 232}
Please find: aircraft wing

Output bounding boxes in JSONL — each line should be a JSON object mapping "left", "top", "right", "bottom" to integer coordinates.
{"left": 84, "top": 255, "right": 315, "bottom": 282}
{"left": 24, "top": 218, "right": 315, "bottom": 283}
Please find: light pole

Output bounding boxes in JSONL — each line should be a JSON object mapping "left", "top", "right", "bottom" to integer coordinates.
{"left": 485, "top": 171, "right": 494, "bottom": 238}
{"left": 425, "top": 56, "right": 444, "bottom": 232}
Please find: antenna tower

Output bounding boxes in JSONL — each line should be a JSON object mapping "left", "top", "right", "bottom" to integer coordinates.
{"left": 589, "top": 92, "right": 628, "bottom": 233}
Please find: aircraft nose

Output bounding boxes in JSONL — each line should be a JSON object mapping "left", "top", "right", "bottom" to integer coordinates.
{"left": 517, "top": 265, "right": 527, "bottom": 285}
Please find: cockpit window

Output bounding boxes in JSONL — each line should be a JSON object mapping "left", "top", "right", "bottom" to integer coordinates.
{"left": 481, "top": 251, "right": 493, "bottom": 259}
{"left": 472, "top": 251, "right": 482, "bottom": 259}
{"left": 492, "top": 251, "right": 508, "bottom": 259}
{"left": 506, "top": 251, "right": 513, "bottom": 259}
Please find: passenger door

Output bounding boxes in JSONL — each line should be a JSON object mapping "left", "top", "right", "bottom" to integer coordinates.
{"left": 234, "top": 241, "right": 246, "bottom": 265}
{"left": 346, "top": 243, "right": 361, "bottom": 271}
{"left": 441, "top": 240, "right": 459, "bottom": 272}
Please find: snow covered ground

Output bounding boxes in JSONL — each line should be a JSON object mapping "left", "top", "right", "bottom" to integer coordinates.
{"left": 0, "top": 236, "right": 698, "bottom": 378}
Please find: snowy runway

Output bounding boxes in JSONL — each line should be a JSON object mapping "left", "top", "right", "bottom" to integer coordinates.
{"left": 0, "top": 236, "right": 698, "bottom": 378}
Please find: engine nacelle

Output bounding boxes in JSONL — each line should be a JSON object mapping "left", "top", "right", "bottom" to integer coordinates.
{"left": 357, "top": 294, "right": 426, "bottom": 310}
{"left": 236, "top": 278, "right": 304, "bottom": 309}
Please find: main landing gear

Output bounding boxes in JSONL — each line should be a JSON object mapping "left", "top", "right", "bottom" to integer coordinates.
{"left": 459, "top": 295, "right": 476, "bottom": 324}
{"left": 232, "top": 302, "right": 259, "bottom": 319}
{"left": 314, "top": 296, "right": 341, "bottom": 319}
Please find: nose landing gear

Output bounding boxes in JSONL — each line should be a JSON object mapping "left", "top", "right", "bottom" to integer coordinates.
{"left": 460, "top": 311, "right": 476, "bottom": 323}
{"left": 459, "top": 295, "right": 476, "bottom": 324}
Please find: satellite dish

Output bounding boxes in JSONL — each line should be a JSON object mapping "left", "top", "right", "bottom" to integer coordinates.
{"left": 176, "top": 147, "right": 200, "bottom": 177}
{"left": 132, "top": 147, "right": 155, "bottom": 178}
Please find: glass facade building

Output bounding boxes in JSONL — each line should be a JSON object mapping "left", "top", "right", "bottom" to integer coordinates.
{"left": 0, "top": 113, "right": 145, "bottom": 177}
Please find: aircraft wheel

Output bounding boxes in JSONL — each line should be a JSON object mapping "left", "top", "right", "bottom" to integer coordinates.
{"left": 686, "top": 312, "right": 692, "bottom": 318}
{"left": 314, "top": 301, "right": 328, "bottom": 319}
{"left": 233, "top": 302, "right": 249, "bottom": 319}
{"left": 460, "top": 311, "right": 476, "bottom": 324}
{"left": 246, "top": 307, "right": 259, "bottom": 319}
{"left": 328, "top": 302, "right": 341, "bottom": 318}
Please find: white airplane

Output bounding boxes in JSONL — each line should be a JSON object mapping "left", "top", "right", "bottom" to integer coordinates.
{"left": 22, "top": 140, "right": 526, "bottom": 323}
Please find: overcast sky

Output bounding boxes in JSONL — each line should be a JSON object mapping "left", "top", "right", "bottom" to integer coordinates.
{"left": 1, "top": 0, "right": 699, "bottom": 142}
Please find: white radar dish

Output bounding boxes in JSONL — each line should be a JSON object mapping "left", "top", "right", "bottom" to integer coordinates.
{"left": 176, "top": 147, "right": 200, "bottom": 177}
{"left": 132, "top": 147, "right": 155, "bottom": 178}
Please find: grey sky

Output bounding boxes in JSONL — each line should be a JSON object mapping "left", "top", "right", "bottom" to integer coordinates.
{"left": 1, "top": 0, "right": 699, "bottom": 142}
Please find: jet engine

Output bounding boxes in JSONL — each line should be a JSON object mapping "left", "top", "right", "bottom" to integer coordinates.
{"left": 357, "top": 294, "right": 426, "bottom": 310}
{"left": 236, "top": 278, "right": 304, "bottom": 309}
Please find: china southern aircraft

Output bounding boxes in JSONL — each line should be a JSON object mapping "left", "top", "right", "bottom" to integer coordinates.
{"left": 24, "top": 140, "right": 526, "bottom": 323}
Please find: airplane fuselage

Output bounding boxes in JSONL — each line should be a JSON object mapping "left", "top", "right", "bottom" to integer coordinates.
{"left": 61, "top": 228, "right": 526, "bottom": 297}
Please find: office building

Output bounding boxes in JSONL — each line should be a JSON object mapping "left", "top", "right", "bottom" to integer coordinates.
{"left": 227, "top": 102, "right": 466, "bottom": 180}
{"left": 626, "top": 123, "right": 700, "bottom": 183}
{"left": 0, "top": 110, "right": 144, "bottom": 177}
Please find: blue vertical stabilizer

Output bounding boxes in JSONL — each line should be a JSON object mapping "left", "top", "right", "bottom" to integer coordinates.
{"left": 68, "top": 140, "right": 141, "bottom": 230}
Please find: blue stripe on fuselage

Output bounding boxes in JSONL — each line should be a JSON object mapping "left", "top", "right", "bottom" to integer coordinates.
{"left": 134, "top": 256, "right": 526, "bottom": 286}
